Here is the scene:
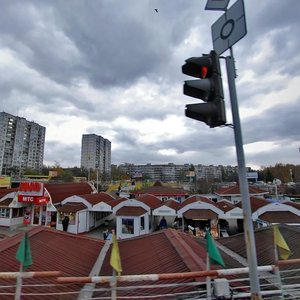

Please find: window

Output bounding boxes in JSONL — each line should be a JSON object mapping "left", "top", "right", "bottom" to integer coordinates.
{"left": 95, "top": 211, "right": 110, "bottom": 221}
{"left": 140, "top": 216, "right": 145, "bottom": 230}
{"left": 122, "top": 218, "right": 134, "bottom": 234}
{"left": 0, "top": 208, "right": 10, "bottom": 218}
{"left": 58, "top": 212, "right": 76, "bottom": 225}
{"left": 12, "top": 207, "right": 24, "bottom": 218}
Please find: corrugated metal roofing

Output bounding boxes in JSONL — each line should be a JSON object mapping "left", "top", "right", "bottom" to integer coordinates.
{"left": 215, "top": 185, "right": 268, "bottom": 196}
{"left": 79, "top": 192, "right": 116, "bottom": 205}
{"left": 58, "top": 202, "right": 87, "bottom": 213}
{"left": 0, "top": 226, "right": 105, "bottom": 300}
{"left": 115, "top": 206, "right": 147, "bottom": 216}
{"left": 183, "top": 209, "right": 218, "bottom": 220}
{"left": 216, "top": 200, "right": 236, "bottom": 212}
{"left": 163, "top": 199, "right": 180, "bottom": 210}
{"left": 96, "top": 229, "right": 209, "bottom": 299}
{"left": 136, "top": 194, "right": 162, "bottom": 209}
{"left": 259, "top": 211, "right": 300, "bottom": 223}
{"left": 0, "top": 188, "right": 18, "bottom": 198}
{"left": 44, "top": 182, "right": 94, "bottom": 204}
{"left": 236, "top": 196, "right": 270, "bottom": 212}
{"left": 180, "top": 195, "right": 217, "bottom": 208}
{"left": 0, "top": 197, "right": 13, "bottom": 206}
{"left": 218, "top": 225, "right": 300, "bottom": 267}
{"left": 132, "top": 184, "right": 189, "bottom": 197}
{"left": 283, "top": 200, "right": 300, "bottom": 209}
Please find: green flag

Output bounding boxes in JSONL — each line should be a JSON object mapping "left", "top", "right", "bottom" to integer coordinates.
{"left": 16, "top": 232, "right": 33, "bottom": 269}
{"left": 206, "top": 232, "right": 225, "bottom": 268}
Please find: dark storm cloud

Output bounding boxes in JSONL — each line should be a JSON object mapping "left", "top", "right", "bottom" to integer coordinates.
{"left": 238, "top": 0, "right": 300, "bottom": 77}
{"left": 0, "top": 0, "right": 205, "bottom": 89}
{"left": 0, "top": 0, "right": 299, "bottom": 168}
{"left": 243, "top": 100, "right": 300, "bottom": 144}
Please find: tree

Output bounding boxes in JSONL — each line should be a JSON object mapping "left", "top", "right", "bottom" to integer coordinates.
{"left": 111, "top": 165, "right": 126, "bottom": 181}
{"left": 49, "top": 169, "right": 74, "bottom": 182}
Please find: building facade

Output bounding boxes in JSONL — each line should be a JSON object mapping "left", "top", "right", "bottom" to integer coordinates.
{"left": 0, "top": 112, "right": 45, "bottom": 176}
{"left": 81, "top": 134, "right": 111, "bottom": 177}
{"left": 118, "top": 163, "right": 223, "bottom": 182}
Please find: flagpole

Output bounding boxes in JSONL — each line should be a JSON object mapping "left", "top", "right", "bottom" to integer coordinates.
{"left": 15, "top": 231, "right": 33, "bottom": 300}
{"left": 110, "top": 229, "right": 121, "bottom": 300}
{"left": 111, "top": 269, "right": 117, "bottom": 300}
{"left": 273, "top": 227, "right": 284, "bottom": 299}
{"left": 14, "top": 263, "right": 23, "bottom": 300}
{"left": 206, "top": 254, "right": 212, "bottom": 300}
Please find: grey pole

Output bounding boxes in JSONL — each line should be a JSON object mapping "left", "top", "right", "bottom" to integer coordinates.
{"left": 225, "top": 49, "right": 262, "bottom": 300}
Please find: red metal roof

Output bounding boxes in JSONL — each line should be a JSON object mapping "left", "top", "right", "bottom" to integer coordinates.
{"left": 108, "top": 197, "right": 127, "bottom": 208}
{"left": 180, "top": 195, "right": 217, "bottom": 209}
{"left": 259, "top": 211, "right": 300, "bottom": 223}
{"left": 96, "top": 229, "right": 208, "bottom": 299}
{"left": 132, "top": 184, "right": 189, "bottom": 197}
{"left": 218, "top": 225, "right": 300, "bottom": 267}
{"left": 184, "top": 209, "right": 218, "bottom": 219}
{"left": 137, "top": 194, "right": 162, "bottom": 209}
{"left": 105, "top": 229, "right": 208, "bottom": 274}
{"left": 236, "top": 196, "right": 270, "bottom": 212}
{"left": 58, "top": 202, "right": 87, "bottom": 213}
{"left": 115, "top": 206, "right": 147, "bottom": 216}
{"left": 0, "top": 227, "right": 241, "bottom": 299}
{"left": 79, "top": 192, "right": 116, "bottom": 205}
{"left": 163, "top": 199, "right": 180, "bottom": 210}
{"left": 283, "top": 201, "right": 300, "bottom": 209}
{"left": 216, "top": 200, "right": 237, "bottom": 212}
{"left": 0, "top": 226, "right": 105, "bottom": 299}
{"left": 44, "top": 182, "right": 94, "bottom": 204}
{"left": 215, "top": 185, "right": 268, "bottom": 196}
{"left": 0, "top": 197, "right": 13, "bottom": 207}
{"left": 0, "top": 188, "right": 18, "bottom": 198}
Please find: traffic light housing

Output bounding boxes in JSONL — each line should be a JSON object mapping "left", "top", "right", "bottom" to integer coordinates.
{"left": 182, "top": 50, "right": 226, "bottom": 128}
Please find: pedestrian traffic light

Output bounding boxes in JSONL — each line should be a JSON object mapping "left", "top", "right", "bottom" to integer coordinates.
{"left": 182, "top": 50, "right": 226, "bottom": 128}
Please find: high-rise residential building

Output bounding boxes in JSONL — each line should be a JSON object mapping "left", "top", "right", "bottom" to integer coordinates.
{"left": 81, "top": 134, "right": 111, "bottom": 177}
{"left": 0, "top": 112, "right": 46, "bottom": 176}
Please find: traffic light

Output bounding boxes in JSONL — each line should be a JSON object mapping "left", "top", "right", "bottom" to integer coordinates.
{"left": 182, "top": 50, "right": 226, "bottom": 128}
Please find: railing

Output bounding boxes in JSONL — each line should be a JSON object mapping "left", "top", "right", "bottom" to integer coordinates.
{"left": 1, "top": 261, "right": 300, "bottom": 299}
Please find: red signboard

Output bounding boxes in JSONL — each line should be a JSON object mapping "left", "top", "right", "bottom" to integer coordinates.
{"left": 18, "top": 181, "right": 44, "bottom": 197}
{"left": 18, "top": 195, "right": 49, "bottom": 204}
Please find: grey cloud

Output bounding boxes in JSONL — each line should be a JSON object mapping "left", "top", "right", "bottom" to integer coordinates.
{"left": 44, "top": 141, "right": 80, "bottom": 167}
{"left": 1, "top": 0, "right": 299, "bottom": 169}
{"left": 243, "top": 100, "right": 300, "bottom": 144}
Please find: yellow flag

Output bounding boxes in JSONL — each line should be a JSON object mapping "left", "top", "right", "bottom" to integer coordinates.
{"left": 274, "top": 225, "right": 291, "bottom": 260}
{"left": 110, "top": 232, "right": 122, "bottom": 276}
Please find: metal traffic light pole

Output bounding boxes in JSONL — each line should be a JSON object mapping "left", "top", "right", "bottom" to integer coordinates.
{"left": 225, "top": 47, "right": 262, "bottom": 300}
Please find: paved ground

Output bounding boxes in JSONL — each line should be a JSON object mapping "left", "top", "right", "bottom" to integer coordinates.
{"left": 0, "top": 224, "right": 32, "bottom": 239}
{"left": 0, "top": 219, "right": 116, "bottom": 241}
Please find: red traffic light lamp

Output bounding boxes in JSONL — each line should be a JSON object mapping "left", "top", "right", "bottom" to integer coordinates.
{"left": 182, "top": 50, "right": 226, "bottom": 127}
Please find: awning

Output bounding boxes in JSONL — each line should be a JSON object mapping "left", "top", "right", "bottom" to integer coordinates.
{"left": 58, "top": 202, "right": 87, "bottom": 213}
{"left": 183, "top": 209, "right": 218, "bottom": 220}
{"left": 0, "top": 198, "right": 13, "bottom": 207}
{"left": 259, "top": 211, "right": 300, "bottom": 224}
{"left": 116, "top": 206, "right": 147, "bottom": 217}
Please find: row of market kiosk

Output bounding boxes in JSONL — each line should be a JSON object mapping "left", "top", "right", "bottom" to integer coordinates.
{"left": 1, "top": 181, "right": 300, "bottom": 239}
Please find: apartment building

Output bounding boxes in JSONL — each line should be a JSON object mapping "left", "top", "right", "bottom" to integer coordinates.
{"left": 81, "top": 134, "right": 111, "bottom": 177}
{"left": 194, "top": 164, "right": 223, "bottom": 180}
{"left": 0, "top": 112, "right": 45, "bottom": 176}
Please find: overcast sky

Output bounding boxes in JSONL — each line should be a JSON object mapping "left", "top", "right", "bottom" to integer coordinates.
{"left": 0, "top": 0, "right": 299, "bottom": 170}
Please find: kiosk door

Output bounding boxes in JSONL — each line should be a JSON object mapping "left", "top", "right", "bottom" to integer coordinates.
{"left": 33, "top": 206, "right": 41, "bottom": 225}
